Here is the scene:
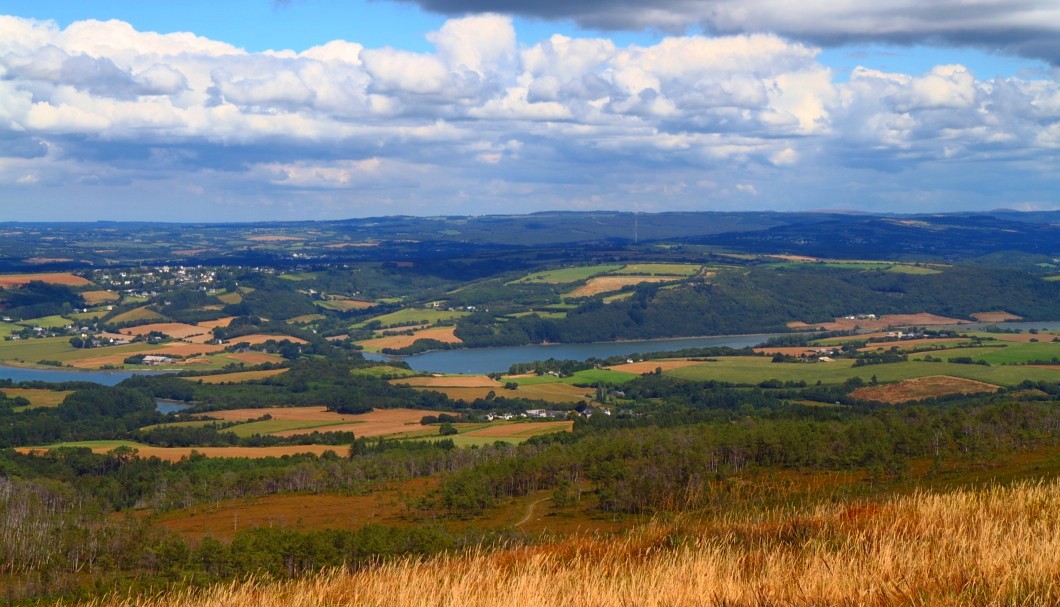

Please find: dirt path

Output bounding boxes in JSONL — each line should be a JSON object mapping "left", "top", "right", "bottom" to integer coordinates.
{"left": 515, "top": 497, "right": 548, "bottom": 527}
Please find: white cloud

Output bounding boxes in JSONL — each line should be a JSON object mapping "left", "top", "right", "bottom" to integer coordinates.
{"left": 0, "top": 12, "right": 1058, "bottom": 219}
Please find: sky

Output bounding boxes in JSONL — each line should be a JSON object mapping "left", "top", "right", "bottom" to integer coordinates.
{"left": 0, "top": 0, "right": 1058, "bottom": 221}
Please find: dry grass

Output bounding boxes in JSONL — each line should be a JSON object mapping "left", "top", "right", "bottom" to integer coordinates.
{"left": 82, "top": 481, "right": 1060, "bottom": 607}
{"left": 358, "top": 326, "right": 462, "bottom": 351}
{"left": 185, "top": 369, "right": 289, "bottom": 384}
{"left": 566, "top": 275, "right": 672, "bottom": 297}
{"left": 852, "top": 375, "right": 1001, "bottom": 404}
{"left": 971, "top": 311, "right": 1023, "bottom": 322}
{"left": 0, "top": 272, "right": 92, "bottom": 288}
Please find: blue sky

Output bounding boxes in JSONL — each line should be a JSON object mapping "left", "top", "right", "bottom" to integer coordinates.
{"left": 1, "top": 0, "right": 1058, "bottom": 220}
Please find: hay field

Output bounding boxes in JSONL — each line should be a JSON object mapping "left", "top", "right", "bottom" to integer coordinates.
{"left": 246, "top": 235, "right": 304, "bottom": 242}
{"left": 971, "top": 311, "right": 1023, "bottom": 322}
{"left": 108, "top": 307, "right": 165, "bottom": 325}
{"left": 2, "top": 388, "right": 73, "bottom": 408}
{"left": 610, "top": 263, "right": 701, "bottom": 276}
{"left": 851, "top": 376, "right": 1001, "bottom": 404}
{"left": 225, "top": 333, "right": 308, "bottom": 345}
{"left": 857, "top": 338, "right": 969, "bottom": 352}
{"left": 122, "top": 323, "right": 207, "bottom": 339}
{"left": 80, "top": 290, "right": 120, "bottom": 305}
{"left": 792, "top": 312, "right": 969, "bottom": 332}
{"left": 223, "top": 352, "right": 286, "bottom": 365}
{"left": 461, "top": 421, "right": 572, "bottom": 438}
{"left": 76, "top": 481, "right": 1060, "bottom": 607}
{"left": 18, "top": 443, "right": 346, "bottom": 462}
{"left": 153, "top": 343, "right": 226, "bottom": 357}
{"left": 411, "top": 382, "right": 592, "bottom": 404}
{"left": 358, "top": 326, "right": 461, "bottom": 351}
{"left": 318, "top": 299, "right": 375, "bottom": 311}
{"left": 608, "top": 359, "right": 713, "bottom": 374}
{"left": 396, "top": 375, "right": 500, "bottom": 388}
{"left": 194, "top": 407, "right": 432, "bottom": 439}
{"left": 513, "top": 265, "right": 622, "bottom": 284}
{"left": 566, "top": 275, "right": 672, "bottom": 297}
{"left": 197, "top": 317, "right": 236, "bottom": 329}
{"left": 0, "top": 273, "right": 92, "bottom": 288}
{"left": 184, "top": 369, "right": 289, "bottom": 384}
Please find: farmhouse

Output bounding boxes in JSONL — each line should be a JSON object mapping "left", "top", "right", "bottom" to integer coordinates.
{"left": 141, "top": 355, "right": 173, "bottom": 365}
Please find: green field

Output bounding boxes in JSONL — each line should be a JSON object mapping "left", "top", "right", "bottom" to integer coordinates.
{"left": 665, "top": 356, "right": 1060, "bottom": 386}
{"left": 279, "top": 272, "right": 321, "bottom": 281}
{"left": 0, "top": 323, "right": 20, "bottom": 337}
{"left": 1045, "top": 275, "right": 1060, "bottom": 282}
{"left": 349, "top": 365, "right": 420, "bottom": 378}
{"left": 216, "top": 291, "right": 243, "bottom": 304}
{"left": 0, "top": 336, "right": 78, "bottom": 363}
{"left": 887, "top": 264, "right": 944, "bottom": 275}
{"left": 512, "top": 265, "right": 623, "bottom": 284}
{"left": 226, "top": 419, "right": 353, "bottom": 437}
{"left": 354, "top": 308, "right": 468, "bottom": 328}
{"left": 21, "top": 315, "right": 74, "bottom": 329}
{"left": 610, "top": 263, "right": 702, "bottom": 276}
{"left": 911, "top": 342, "right": 1060, "bottom": 365}
{"left": 510, "top": 368, "right": 638, "bottom": 386}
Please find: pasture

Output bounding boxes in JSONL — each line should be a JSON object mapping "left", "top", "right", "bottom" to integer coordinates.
{"left": 665, "top": 356, "right": 1060, "bottom": 386}
{"left": 512, "top": 265, "right": 623, "bottom": 284}
{"left": 19, "top": 315, "right": 72, "bottom": 329}
{"left": 354, "top": 308, "right": 467, "bottom": 328}
{"left": 610, "top": 263, "right": 702, "bottom": 276}
{"left": 317, "top": 299, "right": 375, "bottom": 311}
{"left": 108, "top": 307, "right": 165, "bottom": 325}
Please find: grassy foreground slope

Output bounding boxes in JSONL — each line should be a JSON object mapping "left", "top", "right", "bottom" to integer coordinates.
{"left": 83, "top": 481, "right": 1059, "bottom": 607}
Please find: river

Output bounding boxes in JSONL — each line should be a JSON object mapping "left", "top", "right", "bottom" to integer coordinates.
{"left": 365, "top": 333, "right": 781, "bottom": 375}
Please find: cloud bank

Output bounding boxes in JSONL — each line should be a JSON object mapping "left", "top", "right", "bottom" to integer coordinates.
{"left": 396, "top": 0, "right": 1060, "bottom": 65}
{"left": 0, "top": 14, "right": 1058, "bottom": 220}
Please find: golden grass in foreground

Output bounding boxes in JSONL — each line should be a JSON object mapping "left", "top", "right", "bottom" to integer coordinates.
{"left": 86, "top": 481, "right": 1059, "bottom": 607}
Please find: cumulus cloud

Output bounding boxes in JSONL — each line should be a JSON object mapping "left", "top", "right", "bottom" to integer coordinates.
{"left": 393, "top": 0, "right": 1060, "bottom": 65}
{"left": 0, "top": 13, "right": 1058, "bottom": 219}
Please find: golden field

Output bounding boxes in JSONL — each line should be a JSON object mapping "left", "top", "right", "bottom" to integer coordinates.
{"left": 78, "top": 480, "right": 1060, "bottom": 607}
